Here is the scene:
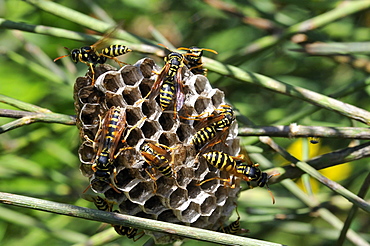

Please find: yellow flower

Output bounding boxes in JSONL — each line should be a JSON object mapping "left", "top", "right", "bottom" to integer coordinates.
{"left": 276, "top": 138, "right": 352, "bottom": 192}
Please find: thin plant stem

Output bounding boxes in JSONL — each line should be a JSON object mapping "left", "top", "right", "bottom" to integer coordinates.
{"left": 204, "top": 57, "right": 370, "bottom": 126}
{"left": 268, "top": 141, "right": 370, "bottom": 184}
{"left": 0, "top": 192, "right": 284, "bottom": 246}
{"left": 250, "top": 153, "right": 369, "bottom": 246}
{"left": 259, "top": 136, "right": 370, "bottom": 214}
{"left": 236, "top": 1, "right": 370, "bottom": 56}
{"left": 23, "top": 0, "right": 153, "bottom": 45}
{"left": 0, "top": 94, "right": 51, "bottom": 113}
{"left": 337, "top": 173, "right": 370, "bottom": 246}
{"left": 238, "top": 125, "right": 370, "bottom": 139}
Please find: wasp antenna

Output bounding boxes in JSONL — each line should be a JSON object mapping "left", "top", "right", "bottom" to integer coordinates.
{"left": 178, "top": 47, "right": 190, "bottom": 51}
{"left": 53, "top": 54, "right": 71, "bottom": 62}
{"left": 82, "top": 183, "right": 93, "bottom": 193}
{"left": 109, "top": 183, "right": 122, "bottom": 194}
{"left": 158, "top": 43, "right": 169, "bottom": 49}
{"left": 268, "top": 172, "right": 280, "bottom": 180}
{"left": 265, "top": 183, "right": 276, "bottom": 204}
{"left": 201, "top": 48, "right": 218, "bottom": 54}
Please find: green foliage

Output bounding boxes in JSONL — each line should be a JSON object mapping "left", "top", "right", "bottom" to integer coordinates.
{"left": 0, "top": 0, "right": 369, "bottom": 245}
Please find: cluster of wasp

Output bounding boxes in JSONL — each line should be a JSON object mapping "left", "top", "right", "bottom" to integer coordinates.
{"left": 57, "top": 29, "right": 277, "bottom": 243}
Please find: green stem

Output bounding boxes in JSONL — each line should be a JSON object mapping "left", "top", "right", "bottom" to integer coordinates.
{"left": 0, "top": 94, "right": 51, "bottom": 113}
{"left": 268, "top": 141, "right": 370, "bottom": 184}
{"left": 205, "top": 58, "right": 370, "bottom": 125}
{"left": 337, "top": 173, "right": 370, "bottom": 246}
{"left": 0, "top": 192, "right": 283, "bottom": 246}
{"left": 240, "top": 0, "right": 370, "bottom": 56}
{"left": 249, "top": 154, "right": 369, "bottom": 246}
{"left": 0, "top": 113, "right": 76, "bottom": 133}
{"left": 23, "top": 0, "right": 154, "bottom": 45}
{"left": 238, "top": 125, "right": 370, "bottom": 139}
{"left": 259, "top": 137, "right": 370, "bottom": 214}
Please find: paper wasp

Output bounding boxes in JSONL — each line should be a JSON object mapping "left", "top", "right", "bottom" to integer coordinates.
{"left": 309, "top": 137, "right": 319, "bottom": 144}
{"left": 84, "top": 106, "right": 143, "bottom": 193}
{"left": 218, "top": 206, "right": 248, "bottom": 235}
{"left": 189, "top": 104, "right": 235, "bottom": 152}
{"left": 89, "top": 195, "right": 144, "bottom": 241}
{"left": 142, "top": 45, "right": 185, "bottom": 118}
{"left": 54, "top": 25, "right": 131, "bottom": 85}
{"left": 200, "top": 151, "right": 278, "bottom": 204}
{"left": 178, "top": 46, "right": 218, "bottom": 75}
{"left": 140, "top": 142, "right": 178, "bottom": 191}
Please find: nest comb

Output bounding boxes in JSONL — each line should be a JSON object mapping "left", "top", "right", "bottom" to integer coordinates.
{"left": 74, "top": 58, "right": 241, "bottom": 244}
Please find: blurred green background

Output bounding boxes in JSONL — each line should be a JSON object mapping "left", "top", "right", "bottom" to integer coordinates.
{"left": 0, "top": 0, "right": 369, "bottom": 245}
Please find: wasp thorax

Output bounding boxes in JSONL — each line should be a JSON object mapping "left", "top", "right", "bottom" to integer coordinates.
{"left": 75, "top": 59, "right": 240, "bottom": 244}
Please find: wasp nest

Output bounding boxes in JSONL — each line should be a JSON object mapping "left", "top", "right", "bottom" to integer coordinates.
{"left": 74, "top": 58, "right": 240, "bottom": 244}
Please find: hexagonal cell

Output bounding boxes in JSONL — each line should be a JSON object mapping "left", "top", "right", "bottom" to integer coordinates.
{"left": 141, "top": 100, "right": 161, "bottom": 120}
{"left": 158, "top": 112, "right": 177, "bottom": 131}
{"left": 182, "top": 84, "right": 192, "bottom": 99}
{"left": 190, "top": 216, "right": 210, "bottom": 229}
{"left": 127, "top": 181, "right": 154, "bottom": 205}
{"left": 198, "top": 172, "right": 220, "bottom": 192}
{"left": 78, "top": 142, "right": 94, "bottom": 164}
{"left": 176, "top": 123, "right": 194, "bottom": 142}
{"left": 105, "top": 188, "right": 127, "bottom": 204}
{"left": 121, "top": 65, "right": 143, "bottom": 86}
{"left": 169, "top": 188, "right": 189, "bottom": 210}
{"left": 157, "top": 209, "right": 181, "bottom": 223}
{"left": 138, "top": 78, "right": 154, "bottom": 99}
{"left": 134, "top": 58, "right": 157, "bottom": 78}
{"left": 79, "top": 104, "right": 103, "bottom": 126}
{"left": 105, "top": 92, "right": 126, "bottom": 108}
{"left": 122, "top": 86, "right": 142, "bottom": 105}
{"left": 181, "top": 202, "right": 201, "bottom": 223}
{"left": 74, "top": 76, "right": 91, "bottom": 93}
{"left": 115, "top": 144, "right": 136, "bottom": 161}
{"left": 215, "top": 186, "right": 228, "bottom": 206}
{"left": 77, "top": 87, "right": 104, "bottom": 104}
{"left": 115, "top": 168, "right": 142, "bottom": 191}
{"left": 90, "top": 179, "right": 111, "bottom": 193}
{"left": 79, "top": 163, "right": 93, "bottom": 177}
{"left": 194, "top": 75, "right": 212, "bottom": 95}
{"left": 208, "top": 206, "right": 222, "bottom": 225}
{"left": 155, "top": 176, "right": 178, "bottom": 198}
{"left": 200, "top": 196, "right": 217, "bottom": 216}
{"left": 187, "top": 183, "right": 202, "bottom": 200}
{"left": 158, "top": 132, "right": 179, "bottom": 147}
{"left": 142, "top": 195, "right": 167, "bottom": 214}
{"left": 99, "top": 72, "right": 122, "bottom": 93}
{"left": 125, "top": 107, "right": 143, "bottom": 126}
{"left": 193, "top": 160, "right": 209, "bottom": 180}
{"left": 176, "top": 167, "right": 194, "bottom": 188}
{"left": 125, "top": 127, "right": 144, "bottom": 147}
{"left": 194, "top": 97, "right": 213, "bottom": 115}
{"left": 79, "top": 124, "right": 99, "bottom": 139}
{"left": 141, "top": 120, "right": 161, "bottom": 139}
{"left": 118, "top": 197, "right": 143, "bottom": 215}
{"left": 209, "top": 90, "right": 224, "bottom": 109}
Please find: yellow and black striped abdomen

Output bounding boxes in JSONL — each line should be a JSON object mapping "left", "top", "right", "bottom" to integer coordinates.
{"left": 140, "top": 143, "right": 173, "bottom": 178}
{"left": 202, "top": 151, "right": 236, "bottom": 172}
{"left": 159, "top": 82, "right": 175, "bottom": 110}
{"left": 192, "top": 126, "right": 217, "bottom": 150}
{"left": 101, "top": 45, "right": 131, "bottom": 57}
{"left": 157, "top": 163, "right": 172, "bottom": 177}
{"left": 92, "top": 196, "right": 112, "bottom": 212}
{"left": 218, "top": 218, "right": 240, "bottom": 234}
{"left": 104, "top": 109, "right": 121, "bottom": 143}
